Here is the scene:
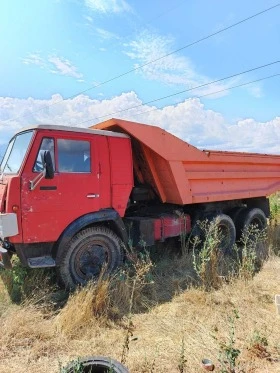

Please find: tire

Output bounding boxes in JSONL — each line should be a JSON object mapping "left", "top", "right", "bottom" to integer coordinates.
{"left": 211, "top": 214, "right": 236, "bottom": 254}
{"left": 56, "top": 227, "right": 123, "bottom": 289}
{"left": 235, "top": 207, "right": 268, "bottom": 265}
{"left": 235, "top": 207, "right": 267, "bottom": 240}
{"left": 191, "top": 214, "right": 236, "bottom": 255}
{"left": 63, "top": 356, "right": 129, "bottom": 373}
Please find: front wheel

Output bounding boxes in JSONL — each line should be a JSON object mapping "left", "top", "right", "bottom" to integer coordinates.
{"left": 56, "top": 226, "right": 124, "bottom": 289}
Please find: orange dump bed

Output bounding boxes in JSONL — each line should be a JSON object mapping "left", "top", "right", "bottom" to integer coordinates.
{"left": 92, "top": 118, "right": 280, "bottom": 205}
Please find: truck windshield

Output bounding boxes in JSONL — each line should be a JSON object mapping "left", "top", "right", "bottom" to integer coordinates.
{"left": 0, "top": 131, "right": 34, "bottom": 174}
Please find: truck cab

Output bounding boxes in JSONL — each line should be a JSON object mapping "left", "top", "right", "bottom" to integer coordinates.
{"left": 0, "top": 125, "right": 133, "bottom": 287}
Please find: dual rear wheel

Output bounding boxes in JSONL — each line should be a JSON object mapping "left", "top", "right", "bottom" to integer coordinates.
{"left": 195, "top": 207, "right": 267, "bottom": 256}
{"left": 234, "top": 207, "right": 268, "bottom": 264}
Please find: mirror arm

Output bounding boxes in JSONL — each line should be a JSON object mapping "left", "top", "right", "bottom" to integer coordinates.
{"left": 29, "top": 169, "right": 46, "bottom": 191}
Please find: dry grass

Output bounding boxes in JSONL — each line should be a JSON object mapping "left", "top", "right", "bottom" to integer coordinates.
{"left": 0, "top": 251, "right": 279, "bottom": 372}
{"left": 55, "top": 278, "right": 110, "bottom": 337}
{"left": 0, "top": 201, "right": 280, "bottom": 372}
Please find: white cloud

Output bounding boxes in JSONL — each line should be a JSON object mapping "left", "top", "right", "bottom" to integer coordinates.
{"left": 48, "top": 56, "right": 83, "bottom": 79}
{"left": 226, "top": 117, "right": 280, "bottom": 153}
{"left": 124, "top": 32, "right": 197, "bottom": 84}
{"left": 22, "top": 53, "right": 46, "bottom": 67}
{"left": 84, "top": 15, "right": 93, "bottom": 23}
{"left": 22, "top": 53, "right": 83, "bottom": 79}
{"left": 85, "top": 0, "right": 132, "bottom": 14}
{"left": 0, "top": 92, "right": 279, "bottom": 155}
{"left": 124, "top": 30, "right": 257, "bottom": 99}
{"left": 96, "top": 27, "right": 119, "bottom": 40}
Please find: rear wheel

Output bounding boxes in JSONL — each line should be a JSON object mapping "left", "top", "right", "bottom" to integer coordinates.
{"left": 235, "top": 207, "right": 267, "bottom": 240}
{"left": 192, "top": 213, "right": 236, "bottom": 255}
{"left": 56, "top": 227, "right": 123, "bottom": 289}
{"left": 212, "top": 214, "right": 236, "bottom": 254}
{"left": 235, "top": 207, "right": 268, "bottom": 265}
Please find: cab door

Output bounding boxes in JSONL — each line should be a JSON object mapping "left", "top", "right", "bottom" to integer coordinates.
{"left": 21, "top": 132, "right": 100, "bottom": 244}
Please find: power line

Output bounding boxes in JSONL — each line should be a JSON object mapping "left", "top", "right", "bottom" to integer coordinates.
{"left": 129, "top": 73, "right": 280, "bottom": 119}
{"left": 3, "top": 3, "right": 279, "bottom": 123}
{"left": 80, "top": 0, "right": 188, "bottom": 64}
{"left": 75, "top": 60, "right": 280, "bottom": 124}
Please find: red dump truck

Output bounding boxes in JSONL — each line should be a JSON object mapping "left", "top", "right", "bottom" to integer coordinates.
{"left": 0, "top": 118, "right": 279, "bottom": 288}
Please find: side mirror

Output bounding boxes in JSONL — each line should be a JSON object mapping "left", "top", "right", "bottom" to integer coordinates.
{"left": 30, "top": 150, "right": 55, "bottom": 190}
{"left": 43, "top": 151, "right": 54, "bottom": 179}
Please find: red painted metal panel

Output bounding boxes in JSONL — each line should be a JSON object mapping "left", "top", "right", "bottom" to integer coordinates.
{"left": 20, "top": 130, "right": 101, "bottom": 243}
{"left": 1, "top": 127, "right": 134, "bottom": 245}
{"left": 154, "top": 215, "right": 191, "bottom": 241}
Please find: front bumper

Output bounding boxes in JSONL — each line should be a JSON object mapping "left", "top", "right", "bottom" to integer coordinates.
{"left": 0, "top": 213, "right": 18, "bottom": 270}
{"left": 0, "top": 213, "right": 18, "bottom": 239}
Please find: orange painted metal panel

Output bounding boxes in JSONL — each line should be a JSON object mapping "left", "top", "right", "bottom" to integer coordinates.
{"left": 92, "top": 118, "right": 280, "bottom": 206}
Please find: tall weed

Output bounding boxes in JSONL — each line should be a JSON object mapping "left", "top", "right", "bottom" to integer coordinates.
{"left": 235, "top": 224, "right": 267, "bottom": 280}
{"left": 269, "top": 192, "right": 280, "bottom": 255}
{"left": 192, "top": 219, "right": 223, "bottom": 290}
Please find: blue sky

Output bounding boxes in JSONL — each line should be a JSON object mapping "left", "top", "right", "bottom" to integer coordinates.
{"left": 0, "top": 0, "right": 280, "bottom": 154}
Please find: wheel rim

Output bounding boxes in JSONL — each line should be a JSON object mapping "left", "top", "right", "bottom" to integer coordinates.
{"left": 74, "top": 240, "right": 110, "bottom": 280}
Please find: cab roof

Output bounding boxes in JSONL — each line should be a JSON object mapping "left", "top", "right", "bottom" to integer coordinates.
{"left": 16, "top": 124, "right": 129, "bottom": 139}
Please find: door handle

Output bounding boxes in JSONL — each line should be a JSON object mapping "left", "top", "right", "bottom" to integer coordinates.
{"left": 87, "top": 194, "right": 100, "bottom": 198}
{"left": 40, "top": 186, "right": 57, "bottom": 191}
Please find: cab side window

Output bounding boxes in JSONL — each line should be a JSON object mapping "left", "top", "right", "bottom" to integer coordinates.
{"left": 57, "top": 139, "right": 90, "bottom": 173}
{"left": 33, "top": 138, "right": 55, "bottom": 172}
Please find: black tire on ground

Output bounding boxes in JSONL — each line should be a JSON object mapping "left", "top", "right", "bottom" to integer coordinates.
{"left": 191, "top": 214, "right": 236, "bottom": 255}
{"left": 63, "top": 356, "right": 129, "bottom": 373}
{"left": 235, "top": 207, "right": 268, "bottom": 265}
{"left": 235, "top": 207, "right": 267, "bottom": 240}
{"left": 56, "top": 227, "right": 124, "bottom": 289}
{"left": 211, "top": 214, "right": 236, "bottom": 255}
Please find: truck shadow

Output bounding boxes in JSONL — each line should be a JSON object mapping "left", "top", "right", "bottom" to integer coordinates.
{"left": 0, "top": 239, "right": 200, "bottom": 314}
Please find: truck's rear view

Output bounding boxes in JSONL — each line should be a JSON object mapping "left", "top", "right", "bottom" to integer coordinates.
{"left": 0, "top": 118, "right": 279, "bottom": 288}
